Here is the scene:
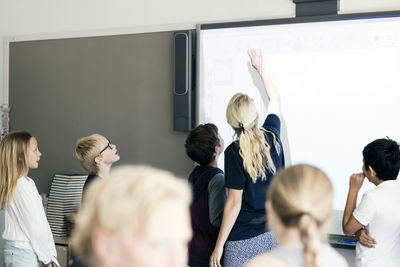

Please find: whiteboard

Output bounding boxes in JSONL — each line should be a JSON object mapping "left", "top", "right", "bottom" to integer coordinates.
{"left": 198, "top": 13, "right": 400, "bottom": 212}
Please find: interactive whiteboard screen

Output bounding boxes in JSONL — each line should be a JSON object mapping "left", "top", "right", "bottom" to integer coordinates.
{"left": 198, "top": 13, "right": 400, "bottom": 212}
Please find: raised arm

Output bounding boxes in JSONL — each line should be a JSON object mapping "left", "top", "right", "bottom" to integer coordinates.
{"left": 248, "top": 49, "right": 281, "bottom": 118}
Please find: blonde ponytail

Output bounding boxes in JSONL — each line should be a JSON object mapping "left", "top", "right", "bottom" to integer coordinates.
{"left": 268, "top": 164, "right": 333, "bottom": 267}
{"left": 227, "top": 93, "right": 279, "bottom": 183}
{"left": 299, "top": 213, "right": 321, "bottom": 267}
{"left": 238, "top": 127, "right": 277, "bottom": 183}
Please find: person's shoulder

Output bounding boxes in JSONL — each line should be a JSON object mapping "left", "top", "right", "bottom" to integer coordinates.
{"left": 85, "top": 174, "right": 98, "bottom": 184}
{"left": 86, "top": 174, "right": 98, "bottom": 180}
{"left": 362, "top": 184, "right": 383, "bottom": 199}
{"left": 16, "top": 176, "right": 34, "bottom": 187}
{"left": 83, "top": 175, "right": 99, "bottom": 191}
{"left": 211, "top": 169, "right": 224, "bottom": 178}
{"left": 226, "top": 141, "right": 238, "bottom": 150}
{"left": 13, "top": 177, "right": 36, "bottom": 197}
{"left": 16, "top": 176, "right": 26, "bottom": 184}
{"left": 209, "top": 171, "right": 225, "bottom": 185}
{"left": 225, "top": 141, "right": 240, "bottom": 155}
{"left": 263, "top": 113, "right": 281, "bottom": 137}
{"left": 266, "top": 113, "right": 280, "bottom": 121}
{"left": 225, "top": 143, "right": 243, "bottom": 167}
{"left": 376, "top": 179, "right": 400, "bottom": 190}
{"left": 369, "top": 180, "right": 400, "bottom": 200}
{"left": 245, "top": 253, "right": 286, "bottom": 267}
{"left": 263, "top": 113, "right": 281, "bottom": 127}
{"left": 224, "top": 143, "right": 240, "bottom": 162}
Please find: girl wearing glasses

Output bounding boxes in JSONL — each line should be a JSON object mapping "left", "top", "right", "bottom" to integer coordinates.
{"left": 74, "top": 134, "right": 120, "bottom": 196}
{"left": 0, "top": 131, "right": 60, "bottom": 267}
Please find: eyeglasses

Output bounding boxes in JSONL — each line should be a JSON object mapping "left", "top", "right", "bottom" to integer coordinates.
{"left": 100, "top": 141, "right": 112, "bottom": 154}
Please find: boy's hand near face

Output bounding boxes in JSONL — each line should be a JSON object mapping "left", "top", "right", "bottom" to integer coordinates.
{"left": 349, "top": 173, "right": 365, "bottom": 192}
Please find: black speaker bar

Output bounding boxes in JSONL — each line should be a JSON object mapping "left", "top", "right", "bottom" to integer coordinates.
{"left": 173, "top": 31, "right": 195, "bottom": 132}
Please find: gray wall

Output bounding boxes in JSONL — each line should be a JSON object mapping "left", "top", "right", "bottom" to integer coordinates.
{"left": 9, "top": 31, "right": 193, "bottom": 194}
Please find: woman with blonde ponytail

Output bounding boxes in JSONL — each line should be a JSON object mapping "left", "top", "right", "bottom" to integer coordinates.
{"left": 210, "top": 49, "right": 284, "bottom": 267}
{"left": 246, "top": 164, "right": 349, "bottom": 267}
{"left": 0, "top": 131, "right": 59, "bottom": 267}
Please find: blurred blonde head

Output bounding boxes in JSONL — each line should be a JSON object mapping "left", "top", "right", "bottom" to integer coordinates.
{"left": 267, "top": 164, "right": 333, "bottom": 267}
{"left": 71, "top": 165, "right": 192, "bottom": 267}
{"left": 0, "top": 131, "right": 32, "bottom": 208}
{"left": 74, "top": 134, "right": 105, "bottom": 175}
{"left": 226, "top": 93, "right": 279, "bottom": 182}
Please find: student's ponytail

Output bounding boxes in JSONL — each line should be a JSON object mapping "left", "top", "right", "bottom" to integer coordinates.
{"left": 268, "top": 165, "right": 334, "bottom": 267}
{"left": 227, "top": 93, "right": 279, "bottom": 183}
{"left": 299, "top": 213, "right": 321, "bottom": 267}
{"left": 238, "top": 126, "right": 276, "bottom": 183}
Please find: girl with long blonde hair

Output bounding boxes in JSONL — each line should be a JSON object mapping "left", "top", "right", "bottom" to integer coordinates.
{"left": 246, "top": 164, "right": 349, "bottom": 267}
{"left": 210, "top": 49, "right": 284, "bottom": 267}
{"left": 0, "top": 131, "right": 59, "bottom": 267}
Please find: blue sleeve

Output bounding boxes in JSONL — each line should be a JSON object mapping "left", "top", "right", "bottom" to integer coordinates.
{"left": 224, "top": 146, "right": 246, "bottom": 190}
{"left": 262, "top": 114, "right": 281, "bottom": 138}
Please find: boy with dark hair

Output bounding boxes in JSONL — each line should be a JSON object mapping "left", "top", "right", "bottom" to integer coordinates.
{"left": 342, "top": 138, "right": 400, "bottom": 267}
{"left": 185, "top": 124, "right": 226, "bottom": 267}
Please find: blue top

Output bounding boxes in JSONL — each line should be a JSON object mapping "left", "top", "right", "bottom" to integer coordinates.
{"left": 224, "top": 114, "right": 284, "bottom": 241}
